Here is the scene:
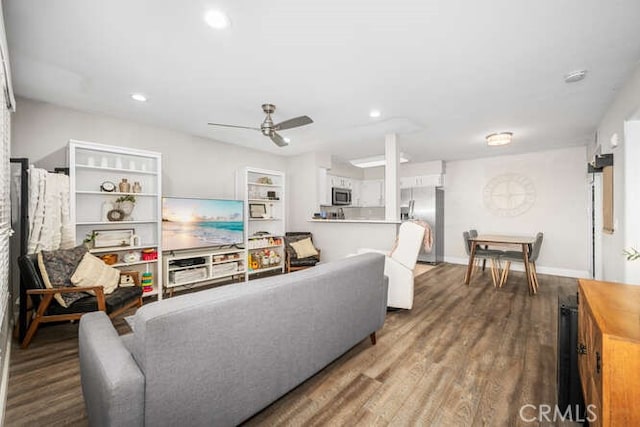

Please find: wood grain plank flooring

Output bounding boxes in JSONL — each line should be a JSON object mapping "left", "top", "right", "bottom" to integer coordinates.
{"left": 5, "top": 264, "right": 580, "bottom": 426}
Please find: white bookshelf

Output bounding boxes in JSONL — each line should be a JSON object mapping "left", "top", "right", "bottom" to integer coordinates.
{"left": 68, "top": 140, "right": 163, "bottom": 299}
{"left": 236, "top": 167, "right": 286, "bottom": 280}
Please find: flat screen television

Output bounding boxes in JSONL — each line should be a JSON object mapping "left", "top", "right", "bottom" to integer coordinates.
{"left": 162, "top": 197, "right": 244, "bottom": 251}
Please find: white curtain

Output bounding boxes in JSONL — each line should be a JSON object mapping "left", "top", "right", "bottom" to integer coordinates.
{"left": 27, "top": 166, "right": 74, "bottom": 253}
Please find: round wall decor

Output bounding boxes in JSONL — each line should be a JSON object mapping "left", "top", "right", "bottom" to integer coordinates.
{"left": 483, "top": 173, "right": 536, "bottom": 217}
{"left": 107, "top": 208, "right": 125, "bottom": 221}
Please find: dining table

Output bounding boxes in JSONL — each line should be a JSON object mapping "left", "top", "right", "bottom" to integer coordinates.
{"left": 464, "top": 234, "right": 538, "bottom": 295}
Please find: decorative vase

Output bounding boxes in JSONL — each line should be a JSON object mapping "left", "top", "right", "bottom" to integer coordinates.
{"left": 132, "top": 181, "right": 142, "bottom": 193}
{"left": 117, "top": 200, "right": 135, "bottom": 220}
{"left": 118, "top": 178, "right": 131, "bottom": 193}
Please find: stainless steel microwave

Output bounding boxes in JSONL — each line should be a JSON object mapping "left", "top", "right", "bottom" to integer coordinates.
{"left": 332, "top": 187, "right": 352, "bottom": 205}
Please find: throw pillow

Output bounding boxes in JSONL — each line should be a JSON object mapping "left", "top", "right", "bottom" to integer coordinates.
{"left": 290, "top": 237, "right": 319, "bottom": 259}
{"left": 71, "top": 253, "right": 120, "bottom": 295}
{"left": 37, "top": 245, "right": 89, "bottom": 308}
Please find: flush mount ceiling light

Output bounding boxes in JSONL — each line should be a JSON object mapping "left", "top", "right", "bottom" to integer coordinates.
{"left": 564, "top": 69, "right": 587, "bottom": 83}
{"left": 486, "top": 132, "right": 513, "bottom": 146}
{"left": 350, "top": 152, "right": 410, "bottom": 168}
{"left": 369, "top": 109, "right": 381, "bottom": 118}
{"left": 204, "top": 9, "right": 231, "bottom": 29}
{"left": 131, "top": 93, "right": 147, "bottom": 102}
{"left": 283, "top": 137, "right": 291, "bottom": 143}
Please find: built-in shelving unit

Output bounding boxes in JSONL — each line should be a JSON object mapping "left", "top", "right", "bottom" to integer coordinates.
{"left": 163, "top": 247, "right": 246, "bottom": 293}
{"left": 236, "top": 167, "right": 286, "bottom": 279}
{"left": 68, "top": 140, "right": 163, "bottom": 299}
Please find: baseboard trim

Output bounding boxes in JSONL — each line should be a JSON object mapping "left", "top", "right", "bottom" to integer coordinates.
{"left": 0, "top": 321, "right": 11, "bottom": 426}
{"left": 444, "top": 256, "right": 589, "bottom": 279}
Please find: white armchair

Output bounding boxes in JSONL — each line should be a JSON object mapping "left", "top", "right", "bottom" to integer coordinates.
{"left": 357, "top": 221, "right": 426, "bottom": 309}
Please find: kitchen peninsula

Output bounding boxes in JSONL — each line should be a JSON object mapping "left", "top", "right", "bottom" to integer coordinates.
{"left": 306, "top": 219, "right": 400, "bottom": 262}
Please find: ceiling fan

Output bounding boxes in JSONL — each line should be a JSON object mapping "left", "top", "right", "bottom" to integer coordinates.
{"left": 208, "top": 104, "right": 313, "bottom": 147}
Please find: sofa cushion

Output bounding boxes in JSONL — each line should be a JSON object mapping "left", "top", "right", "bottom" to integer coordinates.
{"left": 71, "top": 253, "right": 120, "bottom": 295}
{"left": 37, "top": 245, "right": 90, "bottom": 308}
{"left": 290, "top": 237, "right": 319, "bottom": 259}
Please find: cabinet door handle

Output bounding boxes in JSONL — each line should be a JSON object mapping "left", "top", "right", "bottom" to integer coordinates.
{"left": 596, "top": 351, "right": 601, "bottom": 374}
{"left": 577, "top": 343, "right": 587, "bottom": 355}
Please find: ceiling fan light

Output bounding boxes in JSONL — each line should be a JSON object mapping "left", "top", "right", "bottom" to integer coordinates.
{"left": 204, "top": 10, "right": 230, "bottom": 29}
{"left": 131, "top": 93, "right": 147, "bottom": 102}
{"left": 486, "top": 132, "right": 513, "bottom": 146}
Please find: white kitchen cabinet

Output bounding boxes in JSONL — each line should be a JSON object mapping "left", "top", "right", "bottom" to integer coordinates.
{"left": 328, "top": 174, "right": 352, "bottom": 189}
{"left": 400, "top": 174, "right": 444, "bottom": 188}
{"left": 400, "top": 177, "right": 412, "bottom": 189}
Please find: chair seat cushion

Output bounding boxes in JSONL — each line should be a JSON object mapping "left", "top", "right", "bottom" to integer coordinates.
{"left": 289, "top": 256, "right": 320, "bottom": 267}
{"left": 502, "top": 251, "right": 526, "bottom": 260}
{"left": 46, "top": 286, "right": 142, "bottom": 316}
{"left": 475, "top": 249, "right": 504, "bottom": 257}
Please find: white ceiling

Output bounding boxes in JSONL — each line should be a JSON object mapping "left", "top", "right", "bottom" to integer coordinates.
{"left": 5, "top": 0, "right": 640, "bottom": 162}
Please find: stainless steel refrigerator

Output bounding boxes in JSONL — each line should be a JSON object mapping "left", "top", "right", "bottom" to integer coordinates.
{"left": 400, "top": 186, "right": 444, "bottom": 263}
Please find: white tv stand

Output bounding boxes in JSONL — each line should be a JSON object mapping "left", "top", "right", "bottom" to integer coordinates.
{"left": 163, "top": 246, "right": 246, "bottom": 296}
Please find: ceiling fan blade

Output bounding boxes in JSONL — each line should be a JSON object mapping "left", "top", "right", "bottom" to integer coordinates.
{"left": 270, "top": 132, "right": 288, "bottom": 147}
{"left": 274, "top": 115, "right": 313, "bottom": 131}
{"left": 208, "top": 122, "right": 260, "bottom": 131}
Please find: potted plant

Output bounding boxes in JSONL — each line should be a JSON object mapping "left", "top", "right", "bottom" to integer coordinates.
{"left": 115, "top": 195, "right": 136, "bottom": 220}
{"left": 624, "top": 248, "right": 640, "bottom": 261}
{"left": 84, "top": 231, "right": 97, "bottom": 249}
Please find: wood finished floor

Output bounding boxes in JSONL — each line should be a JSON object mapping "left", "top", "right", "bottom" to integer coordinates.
{"left": 5, "top": 264, "right": 579, "bottom": 426}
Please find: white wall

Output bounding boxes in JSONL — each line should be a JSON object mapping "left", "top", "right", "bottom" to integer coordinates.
{"left": 593, "top": 64, "right": 640, "bottom": 284}
{"left": 623, "top": 121, "right": 640, "bottom": 284}
{"left": 11, "top": 97, "right": 287, "bottom": 199}
{"left": 286, "top": 152, "right": 318, "bottom": 232}
{"left": 444, "top": 146, "right": 590, "bottom": 277}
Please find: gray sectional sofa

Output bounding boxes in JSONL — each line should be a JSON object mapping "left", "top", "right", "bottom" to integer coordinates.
{"left": 78, "top": 252, "right": 387, "bottom": 426}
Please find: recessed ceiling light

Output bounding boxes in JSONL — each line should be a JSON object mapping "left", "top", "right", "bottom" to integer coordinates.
{"left": 350, "top": 153, "right": 410, "bottom": 168}
{"left": 369, "top": 109, "right": 381, "bottom": 118}
{"left": 486, "top": 132, "right": 513, "bottom": 146}
{"left": 564, "top": 70, "right": 587, "bottom": 83}
{"left": 204, "top": 10, "right": 231, "bottom": 29}
{"left": 283, "top": 137, "right": 291, "bottom": 143}
{"left": 131, "top": 93, "right": 147, "bottom": 102}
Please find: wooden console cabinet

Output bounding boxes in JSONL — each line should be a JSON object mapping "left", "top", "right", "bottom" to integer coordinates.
{"left": 577, "top": 279, "right": 640, "bottom": 426}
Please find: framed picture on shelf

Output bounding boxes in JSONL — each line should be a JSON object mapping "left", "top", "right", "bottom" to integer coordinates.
{"left": 249, "top": 203, "right": 267, "bottom": 219}
{"left": 93, "top": 229, "right": 135, "bottom": 248}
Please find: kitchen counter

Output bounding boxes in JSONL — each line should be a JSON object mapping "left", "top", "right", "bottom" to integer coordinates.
{"left": 308, "top": 219, "right": 401, "bottom": 224}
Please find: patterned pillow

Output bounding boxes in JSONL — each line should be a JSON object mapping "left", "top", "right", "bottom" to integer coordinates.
{"left": 37, "top": 245, "right": 90, "bottom": 308}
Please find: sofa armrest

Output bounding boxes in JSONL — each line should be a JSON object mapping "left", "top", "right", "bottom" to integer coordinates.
{"left": 79, "top": 311, "right": 145, "bottom": 427}
{"left": 356, "top": 248, "right": 389, "bottom": 256}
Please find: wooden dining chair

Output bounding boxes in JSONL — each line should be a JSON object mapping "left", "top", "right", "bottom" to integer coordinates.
{"left": 463, "top": 231, "right": 504, "bottom": 286}
{"left": 498, "top": 232, "right": 544, "bottom": 293}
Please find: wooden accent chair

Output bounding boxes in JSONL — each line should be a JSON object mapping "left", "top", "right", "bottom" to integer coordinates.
{"left": 18, "top": 254, "right": 143, "bottom": 348}
{"left": 284, "top": 232, "right": 321, "bottom": 273}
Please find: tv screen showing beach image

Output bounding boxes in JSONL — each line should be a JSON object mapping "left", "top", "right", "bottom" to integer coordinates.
{"left": 162, "top": 198, "right": 244, "bottom": 251}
